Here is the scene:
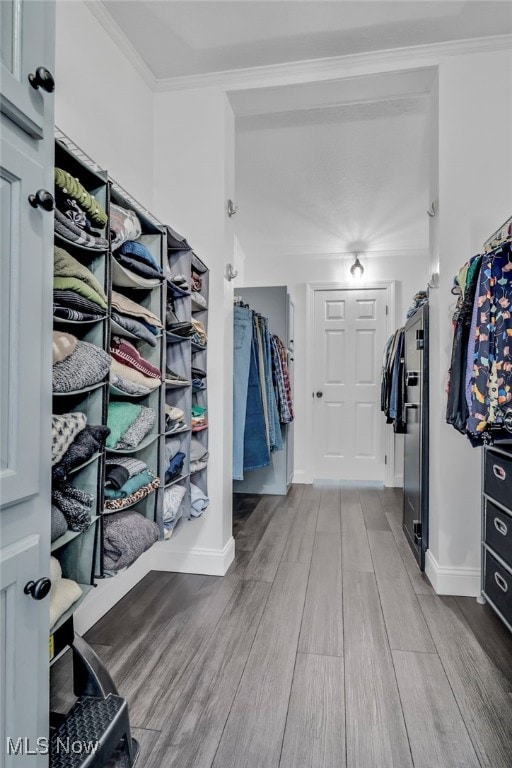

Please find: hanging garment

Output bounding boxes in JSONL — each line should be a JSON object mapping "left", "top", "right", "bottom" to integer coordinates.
{"left": 270, "top": 334, "right": 294, "bottom": 423}
{"left": 243, "top": 329, "right": 271, "bottom": 472}
{"left": 261, "top": 316, "right": 282, "bottom": 452}
{"left": 233, "top": 305, "right": 253, "bottom": 480}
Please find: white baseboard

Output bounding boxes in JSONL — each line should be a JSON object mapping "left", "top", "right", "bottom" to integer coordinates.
{"left": 73, "top": 548, "right": 153, "bottom": 634}
{"left": 151, "top": 537, "right": 235, "bottom": 576}
{"left": 394, "top": 474, "right": 404, "bottom": 488}
{"left": 292, "top": 470, "right": 312, "bottom": 484}
{"left": 425, "top": 549, "right": 480, "bottom": 597}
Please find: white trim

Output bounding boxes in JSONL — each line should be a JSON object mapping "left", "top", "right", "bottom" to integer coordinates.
{"left": 73, "top": 548, "right": 153, "bottom": 635}
{"left": 292, "top": 469, "right": 312, "bottom": 484}
{"left": 155, "top": 34, "right": 512, "bottom": 93}
{"left": 394, "top": 473, "right": 404, "bottom": 488}
{"left": 425, "top": 550, "right": 480, "bottom": 597}
{"left": 307, "top": 281, "right": 396, "bottom": 486}
{"left": 151, "top": 537, "right": 235, "bottom": 577}
{"left": 84, "top": 0, "right": 157, "bottom": 89}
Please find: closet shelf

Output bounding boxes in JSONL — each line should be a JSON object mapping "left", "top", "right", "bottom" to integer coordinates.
{"left": 50, "top": 584, "right": 94, "bottom": 636}
{"left": 106, "top": 432, "right": 159, "bottom": 455}
{"left": 165, "top": 380, "right": 191, "bottom": 389}
{"left": 68, "top": 451, "right": 102, "bottom": 476}
{"left": 191, "top": 297, "right": 208, "bottom": 311}
{"left": 53, "top": 316, "right": 107, "bottom": 328}
{"left": 51, "top": 516, "right": 99, "bottom": 552}
{"left": 162, "top": 426, "right": 191, "bottom": 437}
{"left": 191, "top": 342, "right": 207, "bottom": 353}
{"left": 52, "top": 379, "right": 108, "bottom": 398}
{"left": 54, "top": 231, "right": 108, "bottom": 255}
{"left": 166, "top": 331, "right": 191, "bottom": 344}
{"left": 111, "top": 259, "right": 163, "bottom": 290}
{"left": 110, "top": 319, "right": 162, "bottom": 344}
{"left": 164, "top": 473, "right": 189, "bottom": 489}
{"left": 109, "top": 383, "right": 162, "bottom": 399}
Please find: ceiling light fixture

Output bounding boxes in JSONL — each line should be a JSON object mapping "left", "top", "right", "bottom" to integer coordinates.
{"left": 350, "top": 253, "right": 364, "bottom": 279}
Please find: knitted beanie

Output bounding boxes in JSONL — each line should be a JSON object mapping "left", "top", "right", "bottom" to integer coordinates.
{"left": 52, "top": 331, "right": 77, "bottom": 364}
{"left": 52, "top": 341, "right": 111, "bottom": 393}
{"left": 51, "top": 412, "right": 87, "bottom": 466}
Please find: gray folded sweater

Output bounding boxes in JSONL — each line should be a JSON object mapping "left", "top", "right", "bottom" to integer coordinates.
{"left": 53, "top": 341, "right": 111, "bottom": 393}
{"left": 103, "top": 511, "right": 159, "bottom": 571}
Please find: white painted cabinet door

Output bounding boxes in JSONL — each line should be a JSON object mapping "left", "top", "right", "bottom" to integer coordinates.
{"left": 313, "top": 288, "right": 387, "bottom": 481}
{"left": 0, "top": 0, "right": 54, "bottom": 138}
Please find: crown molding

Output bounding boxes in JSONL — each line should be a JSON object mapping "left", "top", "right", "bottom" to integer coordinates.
{"left": 154, "top": 33, "right": 512, "bottom": 93}
{"left": 83, "top": 0, "right": 157, "bottom": 90}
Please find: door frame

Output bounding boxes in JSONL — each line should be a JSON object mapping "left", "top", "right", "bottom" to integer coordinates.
{"left": 306, "top": 280, "right": 397, "bottom": 486}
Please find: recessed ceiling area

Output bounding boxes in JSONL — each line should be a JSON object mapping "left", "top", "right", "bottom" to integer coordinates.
{"left": 234, "top": 90, "right": 431, "bottom": 260}
{"left": 100, "top": 0, "right": 512, "bottom": 80}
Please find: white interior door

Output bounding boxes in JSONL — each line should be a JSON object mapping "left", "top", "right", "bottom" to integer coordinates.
{"left": 313, "top": 288, "right": 387, "bottom": 481}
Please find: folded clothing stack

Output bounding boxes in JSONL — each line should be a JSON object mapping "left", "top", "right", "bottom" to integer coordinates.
{"left": 164, "top": 437, "right": 186, "bottom": 483}
{"left": 169, "top": 273, "right": 188, "bottom": 292}
{"left": 110, "top": 336, "right": 161, "bottom": 395}
{"left": 104, "top": 469, "right": 159, "bottom": 511}
{"left": 190, "top": 438, "right": 208, "bottom": 474}
{"left": 111, "top": 290, "right": 163, "bottom": 347}
{"left": 190, "top": 482, "right": 209, "bottom": 518}
{"left": 110, "top": 204, "right": 142, "bottom": 251}
{"left": 54, "top": 167, "right": 108, "bottom": 250}
{"left": 49, "top": 556, "right": 83, "bottom": 628}
{"left": 167, "top": 321, "right": 195, "bottom": 338}
{"left": 191, "top": 270, "right": 202, "bottom": 292}
{"left": 106, "top": 402, "right": 156, "bottom": 450}
{"left": 191, "top": 405, "right": 207, "bottom": 432}
{"left": 163, "top": 484, "right": 187, "bottom": 537}
{"left": 52, "top": 481, "right": 94, "bottom": 532}
{"left": 165, "top": 367, "right": 190, "bottom": 385}
{"left": 53, "top": 247, "right": 108, "bottom": 321}
{"left": 103, "top": 510, "right": 159, "bottom": 572}
{"left": 52, "top": 332, "right": 111, "bottom": 393}
{"left": 52, "top": 412, "right": 110, "bottom": 480}
{"left": 114, "top": 240, "right": 163, "bottom": 281}
{"left": 191, "top": 319, "right": 207, "bottom": 347}
{"left": 165, "top": 404, "right": 186, "bottom": 433}
{"left": 191, "top": 292, "right": 207, "bottom": 309}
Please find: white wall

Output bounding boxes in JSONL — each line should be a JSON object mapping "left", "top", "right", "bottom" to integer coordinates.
{"left": 55, "top": 0, "right": 154, "bottom": 208}
{"left": 152, "top": 86, "right": 236, "bottom": 570}
{"left": 426, "top": 47, "right": 512, "bottom": 595}
{"left": 243, "top": 250, "right": 430, "bottom": 484}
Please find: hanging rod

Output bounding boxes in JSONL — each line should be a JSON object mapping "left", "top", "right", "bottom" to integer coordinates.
{"left": 483, "top": 214, "right": 512, "bottom": 251}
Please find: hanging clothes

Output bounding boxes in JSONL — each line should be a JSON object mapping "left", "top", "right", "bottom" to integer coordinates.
{"left": 381, "top": 328, "right": 406, "bottom": 433}
{"left": 271, "top": 334, "right": 294, "bottom": 423}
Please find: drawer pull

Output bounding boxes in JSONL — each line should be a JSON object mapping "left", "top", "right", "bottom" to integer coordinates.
{"left": 494, "top": 517, "right": 508, "bottom": 536}
{"left": 493, "top": 464, "right": 507, "bottom": 481}
{"left": 494, "top": 572, "right": 509, "bottom": 593}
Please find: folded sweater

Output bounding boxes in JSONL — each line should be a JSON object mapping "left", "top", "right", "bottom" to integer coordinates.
{"left": 52, "top": 341, "right": 111, "bottom": 393}
{"left": 111, "top": 291, "right": 163, "bottom": 329}
{"left": 52, "top": 424, "right": 110, "bottom": 480}
{"left": 103, "top": 511, "right": 159, "bottom": 571}
{"left": 53, "top": 276, "right": 107, "bottom": 310}
{"left": 106, "top": 402, "right": 142, "bottom": 449}
{"left": 54, "top": 246, "right": 108, "bottom": 304}
{"left": 110, "top": 337, "right": 161, "bottom": 379}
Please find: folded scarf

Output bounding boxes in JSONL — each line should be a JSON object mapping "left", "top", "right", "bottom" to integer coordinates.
{"left": 54, "top": 168, "right": 108, "bottom": 227}
{"left": 114, "top": 253, "right": 163, "bottom": 280}
{"left": 52, "top": 341, "right": 111, "bottom": 393}
{"left": 51, "top": 505, "right": 69, "bottom": 542}
{"left": 111, "top": 313, "right": 158, "bottom": 347}
{"left": 163, "top": 485, "right": 186, "bottom": 524}
{"left": 52, "top": 412, "right": 87, "bottom": 466}
{"left": 52, "top": 424, "right": 110, "bottom": 481}
{"left": 106, "top": 402, "right": 142, "bottom": 449}
{"left": 54, "top": 246, "right": 108, "bottom": 303}
{"left": 53, "top": 276, "right": 108, "bottom": 310}
{"left": 111, "top": 291, "right": 163, "bottom": 329}
{"left": 165, "top": 452, "right": 185, "bottom": 484}
{"left": 53, "top": 306, "right": 104, "bottom": 322}
{"left": 110, "top": 359, "right": 160, "bottom": 393}
{"left": 116, "top": 406, "right": 156, "bottom": 450}
{"left": 110, "top": 204, "right": 142, "bottom": 251}
{"left": 55, "top": 207, "right": 109, "bottom": 250}
{"left": 190, "top": 482, "right": 209, "bottom": 518}
{"left": 52, "top": 482, "right": 93, "bottom": 532}
{"left": 53, "top": 290, "right": 107, "bottom": 317}
{"left": 104, "top": 469, "right": 157, "bottom": 500}
{"left": 110, "top": 337, "right": 161, "bottom": 379}
{"left": 105, "top": 456, "right": 147, "bottom": 477}
{"left": 103, "top": 510, "right": 159, "bottom": 571}
{"left": 52, "top": 331, "right": 77, "bottom": 364}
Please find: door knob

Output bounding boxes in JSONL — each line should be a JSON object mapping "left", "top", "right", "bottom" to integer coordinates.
{"left": 24, "top": 577, "right": 52, "bottom": 600}
{"left": 28, "top": 66, "right": 55, "bottom": 93}
{"left": 28, "top": 189, "right": 54, "bottom": 211}
{"left": 316, "top": 391, "right": 323, "bottom": 398}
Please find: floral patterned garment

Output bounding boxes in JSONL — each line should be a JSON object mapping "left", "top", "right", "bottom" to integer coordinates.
{"left": 468, "top": 240, "right": 512, "bottom": 437}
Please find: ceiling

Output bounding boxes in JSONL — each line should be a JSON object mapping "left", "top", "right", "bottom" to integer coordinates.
{"left": 101, "top": 1, "right": 512, "bottom": 80}
{"left": 235, "top": 94, "right": 431, "bottom": 259}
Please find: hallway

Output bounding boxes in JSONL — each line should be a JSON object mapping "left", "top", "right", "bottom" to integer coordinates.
{"left": 53, "top": 485, "right": 512, "bottom": 767}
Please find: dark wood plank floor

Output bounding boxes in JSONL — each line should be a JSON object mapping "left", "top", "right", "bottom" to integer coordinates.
{"left": 51, "top": 484, "right": 512, "bottom": 768}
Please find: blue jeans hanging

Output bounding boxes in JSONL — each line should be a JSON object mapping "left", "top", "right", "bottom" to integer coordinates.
{"left": 233, "top": 305, "right": 253, "bottom": 480}
{"left": 243, "top": 327, "right": 271, "bottom": 473}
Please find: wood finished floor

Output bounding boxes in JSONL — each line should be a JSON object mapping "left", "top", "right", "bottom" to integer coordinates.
{"left": 53, "top": 485, "right": 512, "bottom": 768}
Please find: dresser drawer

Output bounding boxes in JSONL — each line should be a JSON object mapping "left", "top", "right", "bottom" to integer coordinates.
{"left": 484, "top": 449, "right": 512, "bottom": 509}
{"left": 484, "top": 550, "right": 512, "bottom": 627}
{"left": 484, "top": 499, "right": 512, "bottom": 568}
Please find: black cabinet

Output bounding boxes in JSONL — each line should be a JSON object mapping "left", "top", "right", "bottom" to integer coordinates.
{"left": 482, "top": 445, "right": 512, "bottom": 632}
